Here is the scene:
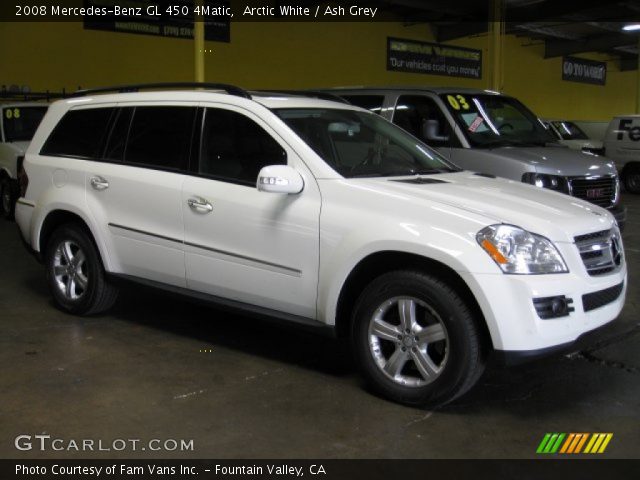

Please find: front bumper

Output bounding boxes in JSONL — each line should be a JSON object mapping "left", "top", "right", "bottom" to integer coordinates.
{"left": 459, "top": 257, "right": 627, "bottom": 355}
{"left": 492, "top": 317, "right": 618, "bottom": 366}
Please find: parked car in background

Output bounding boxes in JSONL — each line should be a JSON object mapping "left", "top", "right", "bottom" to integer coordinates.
{"left": 542, "top": 119, "right": 604, "bottom": 154}
{"left": 603, "top": 115, "right": 640, "bottom": 193}
{"left": 15, "top": 84, "right": 626, "bottom": 407}
{"left": 321, "top": 87, "right": 626, "bottom": 228}
{"left": 0, "top": 102, "right": 48, "bottom": 219}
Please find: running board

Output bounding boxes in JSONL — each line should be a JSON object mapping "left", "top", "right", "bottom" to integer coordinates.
{"left": 108, "top": 273, "right": 336, "bottom": 338}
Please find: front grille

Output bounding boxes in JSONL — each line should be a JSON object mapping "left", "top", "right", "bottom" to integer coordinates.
{"left": 582, "top": 282, "right": 624, "bottom": 312}
{"left": 570, "top": 176, "right": 616, "bottom": 208}
{"left": 574, "top": 229, "right": 623, "bottom": 276}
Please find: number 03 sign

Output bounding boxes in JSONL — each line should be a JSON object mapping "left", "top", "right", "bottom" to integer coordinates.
{"left": 446, "top": 95, "right": 470, "bottom": 111}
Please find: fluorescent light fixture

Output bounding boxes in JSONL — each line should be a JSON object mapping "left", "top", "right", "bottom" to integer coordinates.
{"left": 623, "top": 24, "right": 640, "bottom": 31}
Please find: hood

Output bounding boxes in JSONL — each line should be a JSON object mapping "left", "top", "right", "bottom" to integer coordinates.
{"left": 559, "top": 139, "right": 604, "bottom": 151}
{"left": 483, "top": 145, "right": 615, "bottom": 177}
{"left": 357, "top": 172, "right": 614, "bottom": 242}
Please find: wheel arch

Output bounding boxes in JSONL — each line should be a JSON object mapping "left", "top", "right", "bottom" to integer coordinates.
{"left": 37, "top": 209, "right": 111, "bottom": 271}
{"left": 333, "top": 251, "right": 493, "bottom": 350}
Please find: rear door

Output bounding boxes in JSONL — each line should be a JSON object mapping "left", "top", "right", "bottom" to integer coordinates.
{"left": 182, "top": 104, "right": 321, "bottom": 318}
{"left": 85, "top": 104, "right": 197, "bottom": 287}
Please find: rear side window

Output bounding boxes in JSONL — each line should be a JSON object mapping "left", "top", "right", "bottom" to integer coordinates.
{"left": 41, "top": 108, "right": 114, "bottom": 158}
{"left": 200, "top": 108, "right": 286, "bottom": 185}
{"left": 103, "top": 108, "right": 134, "bottom": 162}
{"left": 340, "top": 95, "right": 385, "bottom": 114}
{"left": 124, "top": 106, "right": 196, "bottom": 171}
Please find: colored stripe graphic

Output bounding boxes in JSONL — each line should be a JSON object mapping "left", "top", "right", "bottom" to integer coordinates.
{"left": 559, "top": 433, "right": 575, "bottom": 453}
{"left": 584, "top": 433, "right": 614, "bottom": 454}
{"left": 574, "top": 433, "right": 589, "bottom": 453}
{"left": 538, "top": 433, "right": 612, "bottom": 454}
{"left": 536, "top": 433, "right": 565, "bottom": 453}
{"left": 536, "top": 433, "right": 552, "bottom": 453}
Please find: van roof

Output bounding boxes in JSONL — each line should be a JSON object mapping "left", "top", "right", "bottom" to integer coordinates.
{"left": 322, "top": 86, "right": 504, "bottom": 96}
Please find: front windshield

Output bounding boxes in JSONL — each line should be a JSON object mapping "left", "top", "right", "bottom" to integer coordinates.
{"left": 2, "top": 106, "right": 48, "bottom": 142}
{"left": 274, "top": 108, "right": 459, "bottom": 178}
{"left": 440, "top": 93, "right": 556, "bottom": 148}
{"left": 550, "top": 121, "right": 588, "bottom": 140}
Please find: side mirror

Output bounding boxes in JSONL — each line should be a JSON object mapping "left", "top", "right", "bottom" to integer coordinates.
{"left": 257, "top": 165, "right": 304, "bottom": 194}
{"left": 423, "top": 119, "right": 449, "bottom": 142}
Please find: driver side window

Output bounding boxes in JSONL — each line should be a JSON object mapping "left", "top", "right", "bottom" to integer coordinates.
{"left": 393, "top": 95, "right": 458, "bottom": 148}
{"left": 200, "top": 108, "right": 287, "bottom": 186}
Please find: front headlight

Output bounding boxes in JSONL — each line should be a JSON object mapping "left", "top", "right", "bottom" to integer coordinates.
{"left": 522, "top": 172, "right": 569, "bottom": 193}
{"left": 477, "top": 224, "right": 568, "bottom": 274}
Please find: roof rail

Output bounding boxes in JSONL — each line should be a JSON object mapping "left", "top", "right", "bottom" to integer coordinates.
{"left": 70, "top": 82, "right": 252, "bottom": 99}
{"left": 261, "top": 90, "right": 351, "bottom": 104}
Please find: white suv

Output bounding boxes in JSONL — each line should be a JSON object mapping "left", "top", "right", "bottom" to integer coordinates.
{"left": 16, "top": 84, "right": 627, "bottom": 406}
{"left": 0, "top": 102, "right": 48, "bottom": 219}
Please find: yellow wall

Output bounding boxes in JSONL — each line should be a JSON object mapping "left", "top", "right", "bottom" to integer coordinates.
{"left": 0, "top": 21, "right": 635, "bottom": 121}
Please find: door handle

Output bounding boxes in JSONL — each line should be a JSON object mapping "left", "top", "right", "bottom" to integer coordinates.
{"left": 187, "top": 197, "right": 213, "bottom": 213}
{"left": 90, "top": 176, "right": 109, "bottom": 191}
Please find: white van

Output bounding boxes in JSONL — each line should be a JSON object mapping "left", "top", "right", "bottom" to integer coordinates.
{"left": 603, "top": 115, "right": 640, "bottom": 193}
{"left": 542, "top": 119, "right": 603, "bottom": 154}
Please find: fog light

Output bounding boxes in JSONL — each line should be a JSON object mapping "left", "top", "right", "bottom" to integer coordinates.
{"left": 533, "top": 295, "right": 574, "bottom": 319}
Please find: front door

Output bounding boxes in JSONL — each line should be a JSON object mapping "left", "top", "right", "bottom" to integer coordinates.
{"left": 182, "top": 105, "right": 321, "bottom": 318}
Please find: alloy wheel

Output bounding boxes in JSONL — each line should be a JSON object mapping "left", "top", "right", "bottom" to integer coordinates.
{"left": 52, "top": 240, "right": 89, "bottom": 301}
{"left": 368, "top": 296, "right": 449, "bottom": 387}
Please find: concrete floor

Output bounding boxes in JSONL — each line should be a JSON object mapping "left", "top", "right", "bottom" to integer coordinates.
{"left": 1, "top": 194, "right": 638, "bottom": 459}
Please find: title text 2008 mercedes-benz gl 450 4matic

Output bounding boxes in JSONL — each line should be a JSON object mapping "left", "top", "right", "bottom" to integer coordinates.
{"left": 15, "top": 84, "right": 627, "bottom": 406}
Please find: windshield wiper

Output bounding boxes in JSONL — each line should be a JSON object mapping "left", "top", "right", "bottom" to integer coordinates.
{"left": 414, "top": 168, "right": 457, "bottom": 174}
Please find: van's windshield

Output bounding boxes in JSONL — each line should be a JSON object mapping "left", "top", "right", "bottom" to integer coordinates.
{"left": 274, "top": 108, "right": 460, "bottom": 178}
{"left": 550, "top": 121, "right": 589, "bottom": 140}
{"left": 440, "top": 93, "right": 556, "bottom": 148}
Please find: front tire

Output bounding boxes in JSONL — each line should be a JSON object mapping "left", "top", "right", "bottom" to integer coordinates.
{"left": 0, "top": 176, "right": 17, "bottom": 220}
{"left": 45, "top": 224, "right": 119, "bottom": 315}
{"left": 623, "top": 163, "right": 640, "bottom": 194}
{"left": 351, "top": 270, "right": 486, "bottom": 407}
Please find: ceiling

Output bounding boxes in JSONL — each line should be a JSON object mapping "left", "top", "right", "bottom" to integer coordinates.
{"left": 335, "top": 0, "right": 640, "bottom": 71}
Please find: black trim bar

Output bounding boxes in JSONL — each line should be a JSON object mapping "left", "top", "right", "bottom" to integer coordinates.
{"left": 108, "top": 223, "right": 301, "bottom": 276}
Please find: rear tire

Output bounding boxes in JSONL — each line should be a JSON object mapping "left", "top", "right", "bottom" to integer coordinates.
{"left": 623, "top": 163, "right": 640, "bottom": 194}
{"left": 0, "top": 176, "right": 17, "bottom": 220}
{"left": 44, "top": 224, "right": 119, "bottom": 315}
{"left": 351, "top": 270, "right": 486, "bottom": 407}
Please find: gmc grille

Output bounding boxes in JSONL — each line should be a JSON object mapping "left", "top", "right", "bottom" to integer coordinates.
{"left": 569, "top": 176, "right": 617, "bottom": 208}
{"left": 574, "top": 229, "right": 623, "bottom": 276}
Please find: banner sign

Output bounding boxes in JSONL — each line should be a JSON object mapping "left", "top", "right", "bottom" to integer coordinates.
{"left": 562, "top": 56, "right": 606, "bottom": 85}
{"left": 83, "top": 0, "right": 230, "bottom": 43}
{"left": 387, "top": 37, "right": 482, "bottom": 79}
